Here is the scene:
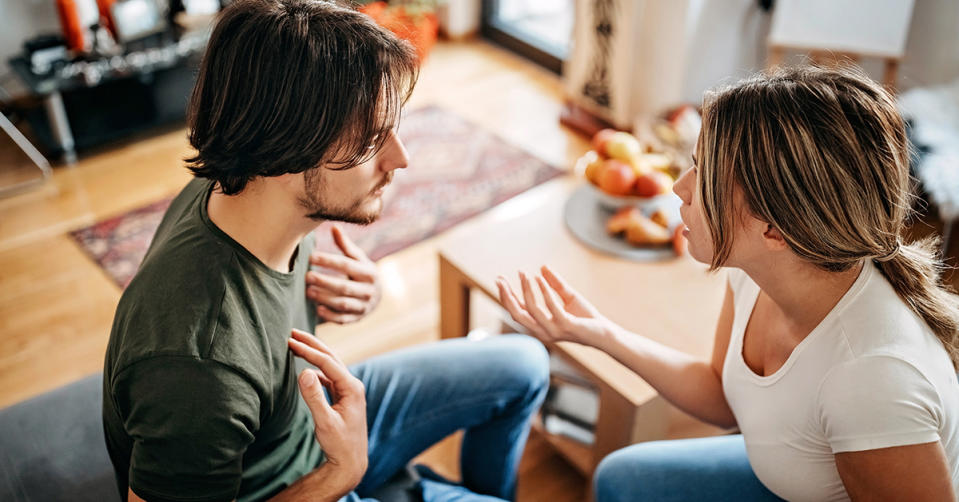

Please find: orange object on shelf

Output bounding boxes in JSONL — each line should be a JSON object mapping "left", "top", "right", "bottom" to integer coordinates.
{"left": 96, "top": 0, "right": 117, "bottom": 37}
{"left": 56, "top": 0, "right": 85, "bottom": 51}
{"left": 359, "top": 1, "right": 438, "bottom": 63}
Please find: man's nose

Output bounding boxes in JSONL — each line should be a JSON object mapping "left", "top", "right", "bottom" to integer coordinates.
{"left": 379, "top": 131, "right": 409, "bottom": 172}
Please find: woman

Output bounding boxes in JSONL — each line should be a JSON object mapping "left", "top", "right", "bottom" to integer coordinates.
{"left": 497, "top": 66, "right": 959, "bottom": 501}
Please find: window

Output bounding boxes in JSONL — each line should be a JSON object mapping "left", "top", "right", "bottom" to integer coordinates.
{"left": 481, "top": 0, "right": 574, "bottom": 74}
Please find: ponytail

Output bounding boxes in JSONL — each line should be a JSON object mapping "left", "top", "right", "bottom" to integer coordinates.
{"left": 874, "top": 235, "right": 959, "bottom": 369}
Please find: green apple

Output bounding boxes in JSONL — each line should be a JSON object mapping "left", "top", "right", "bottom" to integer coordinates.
{"left": 605, "top": 132, "right": 642, "bottom": 162}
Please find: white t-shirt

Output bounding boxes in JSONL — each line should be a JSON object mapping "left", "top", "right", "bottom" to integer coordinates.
{"left": 722, "top": 261, "right": 959, "bottom": 501}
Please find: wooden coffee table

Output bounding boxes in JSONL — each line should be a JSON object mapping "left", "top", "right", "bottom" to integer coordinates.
{"left": 438, "top": 175, "right": 729, "bottom": 476}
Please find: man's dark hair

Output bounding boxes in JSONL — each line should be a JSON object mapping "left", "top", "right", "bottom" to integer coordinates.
{"left": 185, "top": 0, "right": 419, "bottom": 195}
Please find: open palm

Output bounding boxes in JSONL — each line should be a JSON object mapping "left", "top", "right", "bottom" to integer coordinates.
{"left": 496, "top": 265, "right": 616, "bottom": 347}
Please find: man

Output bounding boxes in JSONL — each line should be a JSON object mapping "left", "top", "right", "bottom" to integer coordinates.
{"left": 101, "top": 1, "right": 549, "bottom": 501}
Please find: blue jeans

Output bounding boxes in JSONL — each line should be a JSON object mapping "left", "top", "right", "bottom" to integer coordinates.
{"left": 340, "top": 334, "right": 550, "bottom": 502}
{"left": 593, "top": 435, "right": 785, "bottom": 502}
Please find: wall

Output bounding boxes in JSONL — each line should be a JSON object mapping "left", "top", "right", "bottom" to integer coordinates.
{"left": 901, "top": 0, "right": 959, "bottom": 88}
{"left": 0, "top": 0, "right": 60, "bottom": 64}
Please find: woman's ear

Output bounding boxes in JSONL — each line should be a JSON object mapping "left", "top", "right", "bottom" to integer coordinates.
{"left": 762, "top": 224, "right": 789, "bottom": 251}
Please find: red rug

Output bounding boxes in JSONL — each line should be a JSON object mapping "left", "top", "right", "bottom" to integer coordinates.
{"left": 70, "top": 106, "right": 563, "bottom": 288}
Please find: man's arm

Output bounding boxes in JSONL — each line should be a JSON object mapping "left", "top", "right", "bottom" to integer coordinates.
{"left": 128, "top": 464, "right": 357, "bottom": 502}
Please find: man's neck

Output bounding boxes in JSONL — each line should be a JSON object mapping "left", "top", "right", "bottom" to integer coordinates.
{"left": 206, "top": 180, "right": 318, "bottom": 273}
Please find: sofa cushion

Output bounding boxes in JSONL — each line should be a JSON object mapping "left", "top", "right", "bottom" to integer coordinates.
{"left": 0, "top": 373, "right": 420, "bottom": 502}
{"left": 0, "top": 373, "right": 119, "bottom": 502}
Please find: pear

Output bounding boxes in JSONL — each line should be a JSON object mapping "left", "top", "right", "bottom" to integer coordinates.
{"left": 625, "top": 214, "right": 672, "bottom": 245}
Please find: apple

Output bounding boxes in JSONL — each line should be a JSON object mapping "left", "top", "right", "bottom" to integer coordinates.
{"left": 641, "top": 153, "right": 672, "bottom": 172}
{"left": 633, "top": 170, "right": 674, "bottom": 197}
{"left": 597, "top": 159, "right": 637, "bottom": 196}
{"left": 591, "top": 128, "right": 618, "bottom": 156}
{"left": 605, "top": 132, "right": 642, "bottom": 162}
{"left": 584, "top": 152, "right": 605, "bottom": 184}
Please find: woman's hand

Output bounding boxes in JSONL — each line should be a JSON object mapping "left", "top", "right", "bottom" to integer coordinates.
{"left": 496, "top": 265, "right": 619, "bottom": 349}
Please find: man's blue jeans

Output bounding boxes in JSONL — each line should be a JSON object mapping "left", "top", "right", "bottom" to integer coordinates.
{"left": 340, "top": 334, "right": 550, "bottom": 502}
{"left": 593, "top": 435, "right": 785, "bottom": 502}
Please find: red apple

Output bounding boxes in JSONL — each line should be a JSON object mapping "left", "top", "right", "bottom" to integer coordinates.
{"left": 633, "top": 170, "right": 674, "bottom": 197}
{"left": 591, "top": 128, "right": 618, "bottom": 156}
{"left": 597, "top": 160, "right": 638, "bottom": 196}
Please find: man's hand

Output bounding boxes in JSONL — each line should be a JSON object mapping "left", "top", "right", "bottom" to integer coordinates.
{"left": 289, "top": 329, "right": 368, "bottom": 490}
{"left": 307, "top": 225, "right": 381, "bottom": 324}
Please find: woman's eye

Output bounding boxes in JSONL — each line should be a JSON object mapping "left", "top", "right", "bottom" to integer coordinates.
{"left": 366, "top": 134, "right": 380, "bottom": 150}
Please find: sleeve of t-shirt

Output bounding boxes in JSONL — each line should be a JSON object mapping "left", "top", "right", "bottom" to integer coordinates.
{"left": 818, "top": 354, "right": 943, "bottom": 453}
{"left": 113, "top": 357, "right": 262, "bottom": 502}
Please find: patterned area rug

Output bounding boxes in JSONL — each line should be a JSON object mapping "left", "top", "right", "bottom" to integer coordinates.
{"left": 70, "top": 106, "right": 564, "bottom": 288}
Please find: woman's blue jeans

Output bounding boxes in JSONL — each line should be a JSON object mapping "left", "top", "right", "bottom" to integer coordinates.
{"left": 594, "top": 435, "right": 785, "bottom": 502}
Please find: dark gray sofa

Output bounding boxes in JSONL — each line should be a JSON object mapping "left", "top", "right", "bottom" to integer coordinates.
{"left": 0, "top": 373, "right": 417, "bottom": 502}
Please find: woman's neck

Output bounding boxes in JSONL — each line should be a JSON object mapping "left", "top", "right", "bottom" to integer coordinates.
{"left": 742, "top": 257, "right": 864, "bottom": 335}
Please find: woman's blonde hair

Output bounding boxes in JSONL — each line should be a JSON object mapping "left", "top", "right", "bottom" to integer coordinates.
{"left": 696, "top": 65, "right": 959, "bottom": 368}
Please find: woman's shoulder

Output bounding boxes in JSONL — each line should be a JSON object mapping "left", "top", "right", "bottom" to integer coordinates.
{"left": 836, "top": 262, "right": 945, "bottom": 362}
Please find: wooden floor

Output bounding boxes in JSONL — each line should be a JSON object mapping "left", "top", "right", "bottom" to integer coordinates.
{"left": 0, "top": 40, "right": 590, "bottom": 501}
{"left": 1, "top": 38, "right": 957, "bottom": 501}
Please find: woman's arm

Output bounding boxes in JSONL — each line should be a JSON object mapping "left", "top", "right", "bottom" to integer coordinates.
{"left": 835, "top": 442, "right": 955, "bottom": 501}
{"left": 496, "top": 266, "right": 737, "bottom": 428}
{"left": 595, "top": 281, "right": 737, "bottom": 428}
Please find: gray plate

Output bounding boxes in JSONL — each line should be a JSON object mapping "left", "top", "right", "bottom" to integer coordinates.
{"left": 564, "top": 184, "right": 681, "bottom": 262}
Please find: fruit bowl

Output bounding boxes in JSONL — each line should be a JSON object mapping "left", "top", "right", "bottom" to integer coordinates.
{"left": 584, "top": 181, "right": 676, "bottom": 211}
{"left": 574, "top": 149, "right": 676, "bottom": 211}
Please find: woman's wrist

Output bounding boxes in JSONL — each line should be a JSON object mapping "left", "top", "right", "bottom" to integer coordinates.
{"left": 594, "top": 320, "right": 628, "bottom": 354}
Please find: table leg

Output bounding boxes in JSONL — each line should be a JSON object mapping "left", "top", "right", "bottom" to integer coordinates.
{"left": 592, "top": 385, "right": 668, "bottom": 472}
{"left": 439, "top": 254, "right": 472, "bottom": 340}
{"left": 43, "top": 91, "right": 77, "bottom": 165}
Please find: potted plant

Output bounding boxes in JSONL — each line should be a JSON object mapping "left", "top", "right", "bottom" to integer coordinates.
{"left": 358, "top": 0, "right": 442, "bottom": 62}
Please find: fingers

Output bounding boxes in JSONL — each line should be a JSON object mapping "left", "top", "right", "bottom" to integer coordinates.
{"left": 289, "top": 331, "right": 351, "bottom": 381}
{"left": 306, "top": 272, "right": 376, "bottom": 300}
{"left": 298, "top": 369, "right": 333, "bottom": 419}
{"left": 496, "top": 277, "right": 541, "bottom": 337}
{"left": 289, "top": 336, "right": 364, "bottom": 401}
{"left": 316, "top": 305, "right": 364, "bottom": 325}
{"left": 310, "top": 252, "right": 376, "bottom": 282}
{"left": 331, "top": 225, "right": 370, "bottom": 262}
{"left": 307, "top": 287, "right": 368, "bottom": 315}
{"left": 520, "top": 272, "right": 554, "bottom": 330}
{"left": 291, "top": 329, "right": 340, "bottom": 362}
{"left": 536, "top": 276, "right": 568, "bottom": 324}
{"left": 541, "top": 265, "right": 576, "bottom": 303}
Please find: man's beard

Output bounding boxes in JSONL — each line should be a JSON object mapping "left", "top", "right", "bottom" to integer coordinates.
{"left": 300, "top": 170, "right": 391, "bottom": 225}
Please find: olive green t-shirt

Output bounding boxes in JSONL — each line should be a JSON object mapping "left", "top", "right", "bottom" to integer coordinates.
{"left": 102, "top": 178, "right": 323, "bottom": 502}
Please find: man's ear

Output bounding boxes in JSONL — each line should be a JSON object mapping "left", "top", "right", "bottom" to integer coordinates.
{"left": 762, "top": 224, "right": 789, "bottom": 251}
